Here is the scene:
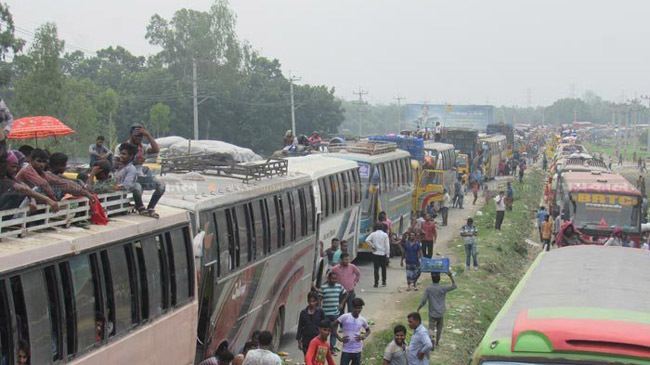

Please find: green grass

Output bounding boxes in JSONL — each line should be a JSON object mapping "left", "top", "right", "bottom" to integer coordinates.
{"left": 584, "top": 139, "right": 650, "bottom": 161}
{"left": 362, "top": 170, "right": 546, "bottom": 365}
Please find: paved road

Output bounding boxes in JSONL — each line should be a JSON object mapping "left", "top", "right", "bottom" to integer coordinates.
{"left": 277, "top": 181, "right": 509, "bottom": 364}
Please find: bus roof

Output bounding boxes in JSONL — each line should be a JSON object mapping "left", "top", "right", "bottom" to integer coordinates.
{"left": 286, "top": 154, "right": 358, "bottom": 179}
{"left": 562, "top": 171, "right": 640, "bottom": 195}
{"left": 479, "top": 134, "right": 506, "bottom": 142}
{"left": 326, "top": 149, "right": 411, "bottom": 164}
{"left": 155, "top": 171, "right": 313, "bottom": 212}
{"left": 0, "top": 205, "right": 189, "bottom": 273}
{"left": 486, "top": 246, "right": 650, "bottom": 360}
{"left": 423, "top": 142, "right": 455, "bottom": 151}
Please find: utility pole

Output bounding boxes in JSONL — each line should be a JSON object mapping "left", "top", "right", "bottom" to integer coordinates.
{"left": 394, "top": 95, "right": 405, "bottom": 132}
{"left": 193, "top": 58, "right": 199, "bottom": 141}
{"left": 353, "top": 87, "right": 368, "bottom": 137}
{"left": 289, "top": 71, "right": 301, "bottom": 143}
{"left": 641, "top": 95, "right": 650, "bottom": 151}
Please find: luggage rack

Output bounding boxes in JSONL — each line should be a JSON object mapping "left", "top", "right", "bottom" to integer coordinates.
{"left": 162, "top": 154, "right": 288, "bottom": 183}
{"left": 328, "top": 141, "right": 397, "bottom": 155}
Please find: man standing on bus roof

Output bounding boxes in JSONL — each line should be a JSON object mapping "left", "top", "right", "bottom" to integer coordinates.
{"left": 318, "top": 271, "right": 348, "bottom": 353}
{"left": 421, "top": 214, "right": 437, "bottom": 259}
{"left": 367, "top": 222, "right": 390, "bottom": 288}
{"left": 330, "top": 253, "right": 361, "bottom": 312}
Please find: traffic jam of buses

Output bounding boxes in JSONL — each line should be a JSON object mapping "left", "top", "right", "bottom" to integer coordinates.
{"left": 0, "top": 98, "right": 648, "bottom": 365}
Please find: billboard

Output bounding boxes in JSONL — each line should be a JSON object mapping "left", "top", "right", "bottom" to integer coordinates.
{"left": 403, "top": 104, "right": 496, "bottom": 131}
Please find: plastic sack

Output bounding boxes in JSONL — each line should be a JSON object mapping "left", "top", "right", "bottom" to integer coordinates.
{"left": 90, "top": 194, "right": 109, "bottom": 225}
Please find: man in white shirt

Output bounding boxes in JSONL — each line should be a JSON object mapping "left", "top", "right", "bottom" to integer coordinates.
{"left": 494, "top": 190, "right": 506, "bottom": 230}
{"left": 242, "top": 331, "right": 282, "bottom": 365}
{"left": 366, "top": 223, "right": 390, "bottom": 287}
{"left": 441, "top": 189, "right": 451, "bottom": 226}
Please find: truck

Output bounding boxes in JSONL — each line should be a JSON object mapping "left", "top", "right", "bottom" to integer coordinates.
{"left": 441, "top": 127, "right": 480, "bottom": 175}
{"left": 487, "top": 123, "right": 516, "bottom": 159}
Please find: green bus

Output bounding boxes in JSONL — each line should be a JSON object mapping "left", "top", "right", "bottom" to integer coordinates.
{"left": 472, "top": 245, "right": 650, "bottom": 364}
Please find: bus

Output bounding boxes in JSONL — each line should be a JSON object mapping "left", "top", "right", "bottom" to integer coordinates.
{"left": 547, "top": 157, "right": 609, "bottom": 212}
{"left": 413, "top": 142, "right": 457, "bottom": 215}
{"left": 286, "top": 154, "right": 362, "bottom": 275}
{"left": 0, "top": 195, "right": 197, "bottom": 365}
{"left": 155, "top": 163, "right": 318, "bottom": 361}
{"left": 327, "top": 147, "right": 413, "bottom": 250}
{"left": 472, "top": 245, "right": 650, "bottom": 364}
{"left": 555, "top": 171, "right": 642, "bottom": 246}
{"left": 479, "top": 134, "right": 508, "bottom": 179}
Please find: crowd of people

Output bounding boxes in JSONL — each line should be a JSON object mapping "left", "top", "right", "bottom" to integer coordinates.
{"left": 0, "top": 122, "right": 166, "bottom": 224}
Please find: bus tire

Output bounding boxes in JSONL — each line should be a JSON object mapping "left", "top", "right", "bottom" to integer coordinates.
{"left": 272, "top": 307, "right": 284, "bottom": 350}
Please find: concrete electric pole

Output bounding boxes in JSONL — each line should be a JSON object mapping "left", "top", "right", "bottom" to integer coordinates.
{"left": 353, "top": 87, "right": 368, "bottom": 137}
{"left": 193, "top": 58, "right": 199, "bottom": 141}
{"left": 394, "top": 95, "right": 405, "bottom": 132}
{"left": 289, "top": 71, "right": 301, "bottom": 143}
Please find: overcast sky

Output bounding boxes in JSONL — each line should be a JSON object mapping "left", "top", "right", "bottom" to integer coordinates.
{"left": 6, "top": 0, "right": 650, "bottom": 106}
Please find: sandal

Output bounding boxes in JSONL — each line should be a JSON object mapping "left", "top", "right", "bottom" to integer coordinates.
{"left": 146, "top": 209, "right": 160, "bottom": 219}
{"left": 137, "top": 207, "right": 148, "bottom": 215}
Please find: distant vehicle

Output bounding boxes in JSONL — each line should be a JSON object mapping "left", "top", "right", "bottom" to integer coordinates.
{"left": 0, "top": 196, "right": 197, "bottom": 365}
{"left": 547, "top": 157, "right": 609, "bottom": 213}
{"left": 478, "top": 134, "right": 508, "bottom": 179}
{"left": 472, "top": 245, "right": 650, "bottom": 364}
{"left": 286, "top": 154, "right": 362, "bottom": 282}
{"left": 156, "top": 162, "right": 318, "bottom": 360}
{"left": 442, "top": 127, "right": 480, "bottom": 174}
{"left": 487, "top": 123, "right": 516, "bottom": 159}
{"left": 412, "top": 142, "right": 457, "bottom": 215}
{"left": 328, "top": 145, "right": 413, "bottom": 250}
{"left": 555, "top": 171, "right": 642, "bottom": 246}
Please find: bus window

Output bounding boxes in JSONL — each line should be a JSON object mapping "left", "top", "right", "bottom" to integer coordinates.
{"left": 167, "top": 228, "right": 193, "bottom": 305}
{"left": 99, "top": 251, "right": 116, "bottom": 338}
{"left": 0, "top": 281, "right": 10, "bottom": 364}
{"left": 280, "top": 193, "right": 293, "bottom": 244}
{"left": 13, "top": 271, "right": 53, "bottom": 365}
{"left": 329, "top": 176, "right": 338, "bottom": 214}
{"left": 336, "top": 173, "right": 345, "bottom": 209}
{"left": 225, "top": 209, "right": 239, "bottom": 267}
{"left": 137, "top": 237, "right": 166, "bottom": 317}
{"left": 287, "top": 192, "right": 296, "bottom": 242}
{"left": 199, "top": 211, "right": 219, "bottom": 272}
{"left": 215, "top": 210, "right": 232, "bottom": 272}
{"left": 342, "top": 172, "right": 350, "bottom": 208}
{"left": 266, "top": 197, "right": 280, "bottom": 250}
{"left": 306, "top": 186, "right": 315, "bottom": 232}
{"left": 379, "top": 163, "right": 387, "bottom": 192}
{"left": 67, "top": 255, "right": 101, "bottom": 353}
{"left": 241, "top": 204, "right": 254, "bottom": 263}
{"left": 274, "top": 195, "right": 286, "bottom": 247}
{"left": 292, "top": 189, "right": 304, "bottom": 238}
{"left": 235, "top": 205, "right": 249, "bottom": 264}
{"left": 352, "top": 169, "right": 361, "bottom": 204}
{"left": 323, "top": 178, "right": 332, "bottom": 217}
{"left": 318, "top": 179, "right": 327, "bottom": 218}
{"left": 392, "top": 161, "right": 399, "bottom": 189}
{"left": 44, "top": 266, "right": 63, "bottom": 361}
{"left": 252, "top": 200, "right": 266, "bottom": 257}
{"left": 105, "top": 245, "right": 137, "bottom": 335}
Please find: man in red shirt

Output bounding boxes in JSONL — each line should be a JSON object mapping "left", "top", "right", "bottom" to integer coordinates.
{"left": 421, "top": 214, "right": 437, "bottom": 258}
{"left": 305, "top": 320, "right": 335, "bottom": 365}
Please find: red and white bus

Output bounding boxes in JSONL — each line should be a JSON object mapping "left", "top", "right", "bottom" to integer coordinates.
{"left": 156, "top": 165, "right": 318, "bottom": 362}
{"left": 0, "top": 194, "right": 196, "bottom": 365}
{"left": 555, "top": 171, "right": 643, "bottom": 246}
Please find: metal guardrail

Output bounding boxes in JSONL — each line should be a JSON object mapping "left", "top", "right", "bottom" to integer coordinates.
{"left": 0, "top": 192, "right": 132, "bottom": 239}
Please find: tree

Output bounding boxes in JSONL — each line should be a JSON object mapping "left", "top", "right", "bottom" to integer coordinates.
{"left": 96, "top": 88, "right": 119, "bottom": 147}
{"left": 13, "top": 23, "right": 65, "bottom": 117}
{"left": 149, "top": 102, "right": 171, "bottom": 137}
{"left": 0, "top": 3, "right": 25, "bottom": 60}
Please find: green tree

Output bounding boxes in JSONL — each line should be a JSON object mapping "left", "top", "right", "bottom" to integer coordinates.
{"left": 0, "top": 3, "right": 25, "bottom": 60}
{"left": 149, "top": 102, "right": 171, "bottom": 137}
{"left": 96, "top": 88, "right": 119, "bottom": 147}
{"left": 13, "top": 23, "right": 65, "bottom": 116}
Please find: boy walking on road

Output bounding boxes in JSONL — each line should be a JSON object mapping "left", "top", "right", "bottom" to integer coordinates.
{"left": 305, "top": 320, "right": 336, "bottom": 365}
{"left": 461, "top": 218, "right": 479, "bottom": 270}
{"left": 333, "top": 298, "right": 371, "bottom": 365}
{"left": 417, "top": 272, "right": 457, "bottom": 346}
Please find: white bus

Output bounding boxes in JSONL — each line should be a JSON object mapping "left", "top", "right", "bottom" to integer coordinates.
{"left": 156, "top": 165, "right": 317, "bottom": 362}
{"left": 0, "top": 196, "right": 196, "bottom": 365}
{"left": 286, "top": 155, "right": 362, "bottom": 283}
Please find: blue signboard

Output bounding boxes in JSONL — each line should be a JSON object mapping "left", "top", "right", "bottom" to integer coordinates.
{"left": 403, "top": 104, "right": 496, "bottom": 131}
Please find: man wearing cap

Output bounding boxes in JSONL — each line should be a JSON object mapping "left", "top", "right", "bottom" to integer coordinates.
{"left": 123, "top": 123, "right": 165, "bottom": 218}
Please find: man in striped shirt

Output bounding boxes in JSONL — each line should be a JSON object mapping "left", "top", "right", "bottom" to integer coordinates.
{"left": 318, "top": 271, "right": 348, "bottom": 354}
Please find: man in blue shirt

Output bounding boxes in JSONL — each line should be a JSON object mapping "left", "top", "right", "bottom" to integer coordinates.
{"left": 407, "top": 312, "right": 433, "bottom": 364}
{"left": 536, "top": 206, "right": 546, "bottom": 241}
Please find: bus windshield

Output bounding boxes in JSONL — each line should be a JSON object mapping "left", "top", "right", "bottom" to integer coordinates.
{"left": 419, "top": 171, "right": 443, "bottom": 188}
{"left": 571, "top": 193, "right": 640, "bottom": 233}
{"left": 457, "top": 154, "right": 468, "bottom": 167}
{"left": 358, "top": 163, "right": 375, "bottom": 218}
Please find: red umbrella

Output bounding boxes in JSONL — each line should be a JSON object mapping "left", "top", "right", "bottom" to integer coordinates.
{"left": 8, "top": 116, "right": 75, "bottom": 140}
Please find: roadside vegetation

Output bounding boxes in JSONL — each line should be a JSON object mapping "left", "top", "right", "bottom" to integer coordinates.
{"left": 362, "top": 169, "right": 545, "bottom": 365}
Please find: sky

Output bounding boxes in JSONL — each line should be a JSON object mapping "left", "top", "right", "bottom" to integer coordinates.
{"left": 6, "top": 0, "right": 650, "bottom": 106}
